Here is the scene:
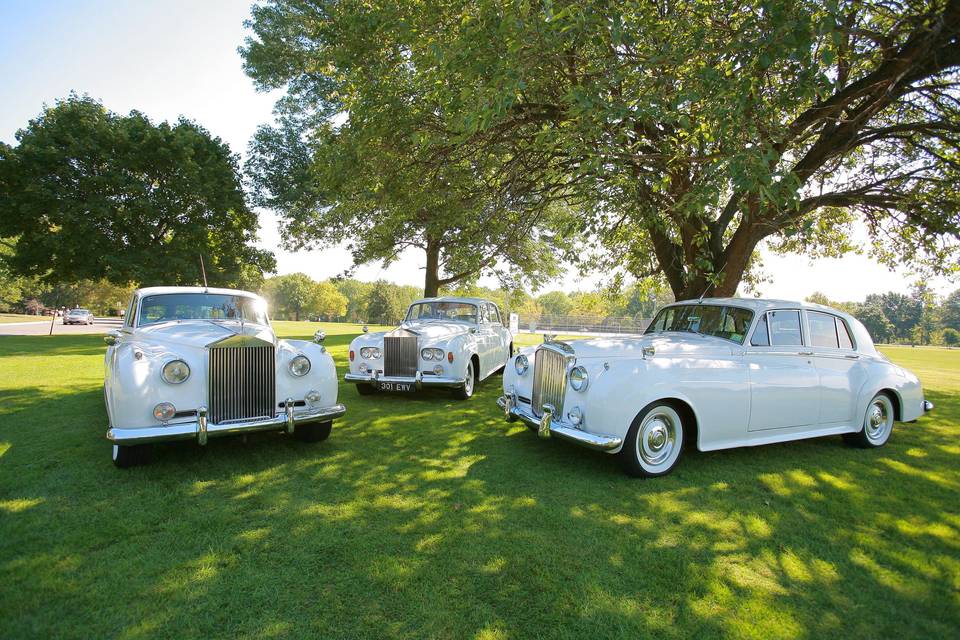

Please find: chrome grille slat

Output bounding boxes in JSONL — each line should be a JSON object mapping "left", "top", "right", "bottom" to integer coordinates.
{"left": 209, "top": 345, "right": 275, "bottom": 425}
{"left": 384, "top": 335, "right": 418, "bottom": 377}
{"left": 532, "top": 346, "right": 568, "bottom": 418}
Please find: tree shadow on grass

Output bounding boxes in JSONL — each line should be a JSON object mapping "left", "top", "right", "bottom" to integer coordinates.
{"left": 0, "top": 378, "right": 957, "bottom": 638}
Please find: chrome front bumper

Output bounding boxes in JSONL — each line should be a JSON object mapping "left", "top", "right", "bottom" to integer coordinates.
{"left": 106, "top": 402, "right": 346, "bottom": 446}
{"left": 923, "top": 400, "right": 935, "bottom": 412}
{"left": 344, "top": 370, "right": 466, "bottom": 390}
{"left": 497, "top": 395, "right": 622, "bottom": 452}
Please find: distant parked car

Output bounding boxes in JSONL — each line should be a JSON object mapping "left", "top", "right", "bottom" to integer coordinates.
{"left": 500, "top": 298, "right": 933, "bottom": 477}
{"left": 64, "top": 309, "right": 94, "bottom": 325}
{"left": 104, "top": 286, "right": 346, "bottom": 467}
{"left": 345, "top": 297, "right": 513, "bottom": 399}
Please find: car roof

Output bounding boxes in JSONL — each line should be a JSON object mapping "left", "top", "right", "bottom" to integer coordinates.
{"left": 411, "top": 296, "right": 492, "bottom": 305}
{"left": 134, "top": 286, "right": 263, "bottom": 299}
{"left": 668, "top": 297, "right": 855, "bottom": 320}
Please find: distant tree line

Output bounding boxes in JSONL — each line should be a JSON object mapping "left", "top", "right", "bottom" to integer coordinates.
{"left": 807, "top": 285, "right": 960, "bottom": 346}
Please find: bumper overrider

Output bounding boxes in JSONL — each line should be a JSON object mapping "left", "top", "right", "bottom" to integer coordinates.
{"left": 106, "top": 401, "right": 347, "bottom": 446}
{"left": 497, "top": 393, "right": 622, "bottom": 452}
{"left": 344, "top": 370, "right": 466, "bottom": 390}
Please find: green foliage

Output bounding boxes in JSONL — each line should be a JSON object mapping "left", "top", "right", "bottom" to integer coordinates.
{"left": 242, "top": 1, "right": 960, "bottom": 298}
{"left": 0, "top": 95, "right": 275, "bottom": 287}
{"left": 262, "top": 273, "right": 349, "bottom": 321}
{"left": 365, "top": 279, "right": 420, "bottom": 324}
{"left": 41, "top": 280, "right": 136, "bottom": 316}
{"left": 941, "top": 289, "right": 960, "bottom": 331}
{"left": 943, "top": 327, "right": 960, "bottom": 346}
{"left": 536, "top": 291, "right": 575, "bottom": 317}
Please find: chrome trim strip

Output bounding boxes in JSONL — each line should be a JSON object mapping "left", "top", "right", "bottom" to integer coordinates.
{"left": 106, "top": 404, "right": 347, "bottom": 446}
{"left": 498, "top": 396, "right": 621, "bottom": 452}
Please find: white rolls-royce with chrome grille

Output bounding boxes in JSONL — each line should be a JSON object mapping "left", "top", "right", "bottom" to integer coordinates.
{"left": 345, "top": 297, "right": 512, "bottom": 399}
{"left": 499, "top": 298, "right": 934, "bottom": 477}
{"left": 104, "top": 286, "right": 345, "bottom": 467}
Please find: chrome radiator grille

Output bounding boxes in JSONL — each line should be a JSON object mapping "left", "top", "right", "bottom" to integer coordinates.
{"left": 208, "top": 345, "right": 276, "bottom": 424}
{"left": 384, "top": 335, "right": 418, "bottom": 377}
{"left": 532, "top": 346, "right": 568, "bottom": 417}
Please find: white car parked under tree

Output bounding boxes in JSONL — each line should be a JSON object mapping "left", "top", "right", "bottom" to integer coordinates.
{"left": 345, "top": 297, "right": 513, "bottom": 399}
{"left": 104, "top": 287, "right": 345, "bottom": 467}
{"left": 500, "top": 298, "right": 933, "bottom": 477}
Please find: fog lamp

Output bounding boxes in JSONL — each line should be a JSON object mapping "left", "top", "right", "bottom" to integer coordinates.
{"left": 433, "top": 365, "right": 444, "bottom": 376}
{"left": 153, "top": 402, "right": 176, "bottom": 422}
{"left": 305, "top": 390, "right": 322, "bottom": 406}
{"left": 567, "top": 406, "right": 583, "bottom": 427}
{"left": 359, "top": 362, "right": 370, "bottom": 374}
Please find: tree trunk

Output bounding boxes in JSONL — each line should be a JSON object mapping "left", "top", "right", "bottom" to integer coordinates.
{"left": 423, "top": 239, "right": 441, "bottom": 298}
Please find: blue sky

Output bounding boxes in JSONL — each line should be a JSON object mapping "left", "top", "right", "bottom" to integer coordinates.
{"left": 1, "top": 1, "right": 951, "bottom": 300}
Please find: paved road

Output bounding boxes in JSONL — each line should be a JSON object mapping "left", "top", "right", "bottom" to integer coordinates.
{"left": 0, "top": 319, "right": 120, "bottom": 336}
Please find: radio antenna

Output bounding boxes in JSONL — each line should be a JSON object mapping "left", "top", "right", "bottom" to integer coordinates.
{"left": 698, "top": 255, "right": 730, "bottom": 303}
{"left": 199, "top": 255, "right": 209, "bottom": 290}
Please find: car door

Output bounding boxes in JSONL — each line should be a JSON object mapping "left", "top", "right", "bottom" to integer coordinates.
{"left": 807, "top": 311, "right": 868, "bottom": 425}
{"left": 487, "top": 303, "right": 510, "bottom": 363}
{"left": 745, "top": 309, "right": 821, "bottom": 431}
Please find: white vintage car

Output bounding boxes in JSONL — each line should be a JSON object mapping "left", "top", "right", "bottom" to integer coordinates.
{"left": 345, "top": 297, "right": 513, "bottom": 399}
{"left": 104, "top": 286, "right": 345, "bottom": 467}
{"left": 499, "top": 298, "right": 934, "bottom": 477}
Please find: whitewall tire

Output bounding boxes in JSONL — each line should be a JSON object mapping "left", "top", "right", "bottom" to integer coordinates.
{"left": 620, "top": 403, "right": 685, "bottom": 477}
{"left": 454, "top": 360, "right": 475, "bottom": 400}
{"left": 845, "top": 393, "right": 895, "bottom": 448}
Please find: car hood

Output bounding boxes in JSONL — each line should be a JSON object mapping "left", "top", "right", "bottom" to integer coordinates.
{"left": 397, "top": 320, "right": 473, "bottom": 340}
{"left": 134, "top": 321, "right": 276, "bottom": 351}
{"left": 552, "top": 332, "right": 740, "bottom": 360}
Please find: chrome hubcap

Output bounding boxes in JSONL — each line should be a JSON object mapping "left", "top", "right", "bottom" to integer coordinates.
{"left": 639, "top": 414, "right": 676, "bottom": 466}
{"left": 866, "top": 399, "right": 891, "bottom": 442}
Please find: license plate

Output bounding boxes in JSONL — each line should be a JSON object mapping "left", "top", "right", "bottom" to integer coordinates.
{"left": 378, "top": 381, "right": 415, "bottom": 393}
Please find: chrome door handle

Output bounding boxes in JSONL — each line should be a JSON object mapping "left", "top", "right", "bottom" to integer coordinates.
{"left": 844, "top": 354, "right": 860, "bottom": 359}
{"left": 798, "top": 351, "right": 814, "bottom": 356}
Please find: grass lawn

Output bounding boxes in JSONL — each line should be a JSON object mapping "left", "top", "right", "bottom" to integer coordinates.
{"left": 0, "top": 313, "right": 46, "bottom": 324}
{"left": 1, "top": 323, "right": 957, "bottom": 639}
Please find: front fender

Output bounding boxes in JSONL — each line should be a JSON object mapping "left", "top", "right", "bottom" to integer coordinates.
{"left": 277, "top": 340, "right": 339, "bottom": 406}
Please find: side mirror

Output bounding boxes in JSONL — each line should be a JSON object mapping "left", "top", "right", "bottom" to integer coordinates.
{"left": 362, "top": 325, "right": 369, "bottom": 333}
{"left": 470, "top": 327, "right": 478, "bottom": 334}
{"left": 104, "top": 329, "right": 122, "bottom": 346}
{"left": 313, "top": 330, "right": 326, "bottom": 344}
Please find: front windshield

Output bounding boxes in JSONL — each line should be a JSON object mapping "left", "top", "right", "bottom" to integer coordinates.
{"left": 69, "top": 309, "right": 89, "bottom": 314}
{"left": 645, "top": 304, "right": 754, "bottom": 344}
{"left": 137, "top": 293, "right": 269, "bottom": 327}
{"left": 405, "top": 301, "right": 478, "bottom": 323}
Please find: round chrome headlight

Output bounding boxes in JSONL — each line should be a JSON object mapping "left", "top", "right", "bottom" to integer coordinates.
{"left": 515, "top": 354, "right": 529, "bottom": 376}
{"left": 569, "top": 365, "right": 588, "bottom": 391}
{"left": 153, "top": 402, "right": 176, "bottom": 422}
{"left": 360, "top": 347, "right": 382, "bottom": 359}
{"left": 289, "top": 354, "right": 311, "bottom": 377}
{"left": 161, "top": 359, "right": 190, "bottom": 384}
{"left": 421, "top": 347, "right": 444, "bottom": 361}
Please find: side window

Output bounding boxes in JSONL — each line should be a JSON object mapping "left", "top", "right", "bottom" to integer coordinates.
{"left": 750, "top": 314, "right": 770, "bottom": 346}
{"left": 488, "top": 303, "right": 502, "bottom": 324}
{"left": 479, "top": 304, "right": 488, "bottom": 323}
{"left": 809, "top": 311, "right": 840, "bottom": 349}
{"left": 837, "top": 317, "right": 854, "bottom": 349}
{"left": 769, "top": 310, "right": 803, "bottom": 346}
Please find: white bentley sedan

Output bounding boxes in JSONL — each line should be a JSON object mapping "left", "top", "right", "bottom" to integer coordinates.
{"left": 104, "top": 286, "right": 345, "bottom": 467}
{"left": 345, "top": 297, "right": 513, "bottom": 399}
{"left": 499, "top": 298, "right": 933, "bottom": 477}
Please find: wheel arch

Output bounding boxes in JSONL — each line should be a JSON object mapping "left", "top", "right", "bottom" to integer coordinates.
{"left": 877, "top": 388, "right": 902, "bottom": 421}
{"left": 629, "top": 396, "right": 701, "bottom": 452}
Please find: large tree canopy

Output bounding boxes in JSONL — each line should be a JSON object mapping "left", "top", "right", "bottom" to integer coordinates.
{"left": 0, "top": 96, "right": 275, "bottom": 288}
{"left": 242, "top": 0, "right": 959, "bottom": 299}
{"left": 242, "top": 4, "right": 574, "bottom": 297}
